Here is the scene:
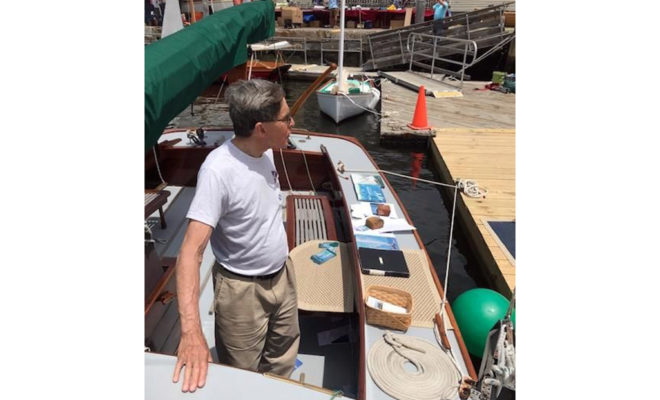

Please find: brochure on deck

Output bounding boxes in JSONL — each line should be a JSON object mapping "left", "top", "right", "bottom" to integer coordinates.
{"left": 355, "top": 233, "right": 400, "bottom": 250}
{"left": 351, "top": 173, "right": 386, "bottom": 203}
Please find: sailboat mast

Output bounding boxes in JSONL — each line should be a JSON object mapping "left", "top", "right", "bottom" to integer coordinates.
{"left": 337, "top": 0, "right": 346, "bottom": 93}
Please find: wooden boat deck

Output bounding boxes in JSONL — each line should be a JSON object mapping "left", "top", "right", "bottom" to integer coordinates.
{"left": 145, "top": 131, "right": 477, "bottom": 399}
{"left": 430, "top": 128, "right": 515, "bottom": 295}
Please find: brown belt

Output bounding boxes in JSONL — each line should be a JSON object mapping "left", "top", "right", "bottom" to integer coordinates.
{"left": 218, "top": 262, "right": 284, "bottom": 280}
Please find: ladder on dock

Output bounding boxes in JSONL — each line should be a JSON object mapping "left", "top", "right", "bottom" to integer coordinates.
{"left": 363, "top": 3, "right": 515, "bottom": 75}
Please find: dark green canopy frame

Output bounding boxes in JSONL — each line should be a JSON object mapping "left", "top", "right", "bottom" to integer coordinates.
{"left": 145, "top": 1, "right": 275, "bottom": 152}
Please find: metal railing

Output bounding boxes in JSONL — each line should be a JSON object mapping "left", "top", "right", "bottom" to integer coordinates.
{"left": 253, "top": 37, "right": 367, "bottom": 67}
{"left": 259, "top": 36, "right": 309, "bottom": 65}
{"left": 406, "top": 32, "right": 477, "bottom": 91}
{"left": 320, "top": 38, "right": 363, "bottom": 66}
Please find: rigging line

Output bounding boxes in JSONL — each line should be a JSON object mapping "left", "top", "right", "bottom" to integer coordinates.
{"left": 278, "top": 148, "right": 293, "bottom": 191}
{"left": 340, "top": 166, "right": 458, "bottom": 189}
{"left": 433, "top": 321, "right": 465, "bottom": 377}
{"left": 439, "top": 185, "right": 458, "bottom": 322}
{"left": 338, "top": 91, "right": 382, "bottom": 120}
{"left": 301, "top": 151, "right": 316, "bottom": 194}
{"left": 505, "top": 287, "right": 515, "bottom": 320}
{"left": 152, "top": 147, "right": 166, "bottom": 185}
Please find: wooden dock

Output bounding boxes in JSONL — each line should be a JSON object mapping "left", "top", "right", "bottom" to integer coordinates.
{"left": 379, "top": 71, "right": 462, "bottom": 96}
{"left": 379, "top": 77, "right": 514, "bottom": 144}
{"left": 429, "top": 128, "right": 515, "bottom": 296}
{"left": 379, "top": 75, "right": 516, "bottom": 295}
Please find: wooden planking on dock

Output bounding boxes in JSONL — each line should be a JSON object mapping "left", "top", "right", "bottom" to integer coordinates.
{"left": 380, "top": 78, "right": 515, "bottom": 143}
{"left": 430, "top": 128, "right": 515, "bottom": 295}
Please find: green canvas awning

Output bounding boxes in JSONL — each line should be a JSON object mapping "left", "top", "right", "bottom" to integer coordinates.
{"left": 145, "top": 1, "right": 275, "bottom": 151}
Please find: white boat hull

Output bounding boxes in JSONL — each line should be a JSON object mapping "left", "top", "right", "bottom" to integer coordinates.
{"left": 316, "top": 89, "right": 379, "bottom": 124}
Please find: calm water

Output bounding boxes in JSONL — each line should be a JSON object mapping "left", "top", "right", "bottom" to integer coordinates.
{"left": 282, "top": 79, "right": 487, "bottom": 301}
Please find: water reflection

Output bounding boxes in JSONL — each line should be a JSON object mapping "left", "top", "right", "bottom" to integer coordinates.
{"left": 410, "top": 152, "right": 424, "bottom": 189}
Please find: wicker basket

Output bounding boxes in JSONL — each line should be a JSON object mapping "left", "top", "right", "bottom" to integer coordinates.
{"left": 364, "top": 285, "right": 413, "bottom": 332}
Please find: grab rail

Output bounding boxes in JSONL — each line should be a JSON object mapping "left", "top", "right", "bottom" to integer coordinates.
{"left": 406, "top": 33, "right": 478, "bottom": 91}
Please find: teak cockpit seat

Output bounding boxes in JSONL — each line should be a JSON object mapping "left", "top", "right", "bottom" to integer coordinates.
{"left": 145, "top": 190, "right": 170, "bottom": 229}
{"left": 286, "top": 194, "right": 337, "bottom": 250}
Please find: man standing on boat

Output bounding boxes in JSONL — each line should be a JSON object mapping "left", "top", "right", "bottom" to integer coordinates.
{"left": 172, "top": 79, "right": 299, "bottom": 392}
{"left": 432, "top": 0, "right": 449, "bottom": 36}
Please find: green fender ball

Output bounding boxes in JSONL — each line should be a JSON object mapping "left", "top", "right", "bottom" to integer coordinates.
{"left": 452, "top": 288, "right": 515, "bottom": 357}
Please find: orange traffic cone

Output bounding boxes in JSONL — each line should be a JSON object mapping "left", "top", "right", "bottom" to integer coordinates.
{"left": 407, "top": 85, "right": 431, "bottom": 130}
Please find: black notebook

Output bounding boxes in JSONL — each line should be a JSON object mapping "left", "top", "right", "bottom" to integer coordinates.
{"left": 358, "top": 248, "right": 409, "bottom": 278}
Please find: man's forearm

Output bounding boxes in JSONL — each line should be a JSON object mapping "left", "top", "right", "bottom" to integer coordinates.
{"left": 176, "top": 247, "right": 204, "bottom": 334}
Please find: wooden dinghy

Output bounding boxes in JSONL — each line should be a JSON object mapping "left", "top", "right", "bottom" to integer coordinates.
{"left": 144, "top": 128, "right": 477, "bottom": 399}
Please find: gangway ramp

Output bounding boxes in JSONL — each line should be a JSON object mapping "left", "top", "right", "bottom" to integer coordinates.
{"left": 378, "top": 71, "right": 462, "bottom": 97}
{"left": 363, "top": 3, "right": 515, "bottom": 72}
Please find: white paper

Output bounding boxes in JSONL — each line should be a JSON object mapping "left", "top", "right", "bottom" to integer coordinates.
{"left": 366, "top": 296, "right": 408, "bottom": 314}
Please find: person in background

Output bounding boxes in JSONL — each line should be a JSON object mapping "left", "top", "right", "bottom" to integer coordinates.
{"left": 145, "top": 0, "right": 155, "bottom": 25}
{"left": 328, "top": 0, "right": 339, "bottom": 28}
{"left": 171, "top": 79, "right": 299, "bottom": 393}
{"left": 432, "top": 0, "right": 449, "bottom": 36}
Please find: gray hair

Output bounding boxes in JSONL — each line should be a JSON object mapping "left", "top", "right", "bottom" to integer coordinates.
{"left": 224, "top": 79, "right": 285, "bottom": 137}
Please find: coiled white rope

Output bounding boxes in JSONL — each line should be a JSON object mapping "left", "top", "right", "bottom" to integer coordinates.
{"left": 368, "top": 331, "right": 462, "bottom": 400}
{"left": 456, "top": 178, "right": 487, "bottom": 198}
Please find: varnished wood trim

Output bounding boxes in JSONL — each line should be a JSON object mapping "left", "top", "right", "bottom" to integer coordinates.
{"left": 285, "top": 194, "right": 337, "bottom": 251}
{"left": 320, "top": 143, "right": 367, "bottom": 400}
{"left": 145, "top": 259, "right": 177, "bottom": 315}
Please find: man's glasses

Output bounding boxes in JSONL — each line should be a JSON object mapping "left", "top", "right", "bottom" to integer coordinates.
{"left": 265, "top": 113, "right": 293, "bottom": 125}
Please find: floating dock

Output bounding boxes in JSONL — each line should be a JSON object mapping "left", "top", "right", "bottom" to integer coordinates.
{"left": 379, "top": 76, "right": 515, "bottom": 143}
{"left": 377, "top": 72, "right": 517, "bottom": 294}
{"left": 429, "top": 128, "right": 515, "bottom": 296}
{"left": 378, "top": 72, "right": 515, "bottom": 295}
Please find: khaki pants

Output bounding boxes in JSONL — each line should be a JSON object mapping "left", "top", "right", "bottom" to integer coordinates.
{"left": 212, "top": 261, "right": 300, "bottom": 377}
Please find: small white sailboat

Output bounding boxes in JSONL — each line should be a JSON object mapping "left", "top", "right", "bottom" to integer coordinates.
{"left": 316, "top": 0, "right": 380, "bottom": 123}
